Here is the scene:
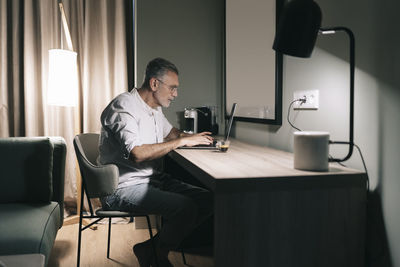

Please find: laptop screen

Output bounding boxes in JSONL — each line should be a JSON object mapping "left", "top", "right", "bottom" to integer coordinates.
{"left": 224, "top": 103, "right": 237, "bottom": 141}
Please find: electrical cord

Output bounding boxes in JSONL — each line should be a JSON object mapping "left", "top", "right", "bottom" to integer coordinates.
{"left": 354, "top": 143, "right": 370, "bottom": 192}
{"left": 329, "top": 141, "right": 370, "bottom": 192}
{"left": 287, "top": 99, "right": 305, "bottom": 131}
{"left": 329, "top": 155, "right": 347, "bottom": 167}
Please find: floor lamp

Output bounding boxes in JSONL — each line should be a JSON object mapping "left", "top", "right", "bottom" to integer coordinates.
{"left": 273, "top": 0, "right": 355, "bottom": 162}
{"left": 47, "top": 2, "right": 91, "bottom": 228}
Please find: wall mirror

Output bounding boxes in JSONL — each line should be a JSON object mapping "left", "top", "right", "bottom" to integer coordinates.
{"left": 225, "top": 0, "right": 283, "bottom": 125}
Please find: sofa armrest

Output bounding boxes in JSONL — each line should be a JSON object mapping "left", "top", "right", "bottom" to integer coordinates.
{"left": 49, "top": 137, "right": 66, "bottom": 228}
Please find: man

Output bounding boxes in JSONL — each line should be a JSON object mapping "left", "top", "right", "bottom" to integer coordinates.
{"left": 99, "top": 57, "right": 214, "bottom": 267}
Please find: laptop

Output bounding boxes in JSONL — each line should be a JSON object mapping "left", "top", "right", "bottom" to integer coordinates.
{"left": 179, "top": 103, "right": 237, "bottom": 149}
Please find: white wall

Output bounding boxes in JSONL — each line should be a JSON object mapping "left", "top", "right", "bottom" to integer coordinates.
{"left": 236, "top": 0, "right": 400, "bottom": 265}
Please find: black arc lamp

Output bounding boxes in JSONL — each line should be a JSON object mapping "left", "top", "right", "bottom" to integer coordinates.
{"left": 273, "top": 0, "right": 355, "bottom": 163}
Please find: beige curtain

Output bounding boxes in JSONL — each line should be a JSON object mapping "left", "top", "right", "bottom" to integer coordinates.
{"left": 0, "top": 0, "right": 129, "bottom": 214}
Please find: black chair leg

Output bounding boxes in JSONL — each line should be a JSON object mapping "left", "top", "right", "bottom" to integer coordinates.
{"left": 107, "top": 217, "right": 112, "bottom": 258}
{"left": 181, "top": 249, "right": 187, "bottom": 265}
{"left": 145, "top": 215, "right": 159, "bottom": 267}
{"left": 77, "top": 186, "right": 85, "bottom": 267}
{"left": 77, "top": 217, "right": 83, "bottom": 267}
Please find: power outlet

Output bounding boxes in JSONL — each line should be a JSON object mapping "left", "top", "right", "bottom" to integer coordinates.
{"left": 293, "top": 90, "right": 319, "bottom": 110}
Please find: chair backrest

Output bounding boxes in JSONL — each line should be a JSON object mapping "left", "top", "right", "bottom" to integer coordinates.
{"left": 75, "top": 133, "right": 100, "bottom": 165}
{"left": 73, "top": 133, "right": 119, "bottom": 199}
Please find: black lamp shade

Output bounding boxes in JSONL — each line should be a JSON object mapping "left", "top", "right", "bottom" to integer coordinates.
{"left": 273, "top": 0, "right": 322, "bottom": 58}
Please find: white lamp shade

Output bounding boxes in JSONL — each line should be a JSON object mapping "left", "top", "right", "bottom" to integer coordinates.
{"left": 47, "top": 49, "right": 79, "bottom": 107}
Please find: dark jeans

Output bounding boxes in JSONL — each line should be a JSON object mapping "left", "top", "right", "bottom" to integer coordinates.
{"left": 101, "top": 174, "right": 213, "bottom": 251}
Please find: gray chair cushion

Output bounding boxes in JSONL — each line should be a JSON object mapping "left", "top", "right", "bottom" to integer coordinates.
{"left": 0, "top": 138, "right": 53, "bottom": 203}
{"left": 0, "top": 203, "right": 60, "bottom": 261}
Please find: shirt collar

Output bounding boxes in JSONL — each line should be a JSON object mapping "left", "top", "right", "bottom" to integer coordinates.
{"left": 131, "top": 88, "right": 161, "bottom": 116}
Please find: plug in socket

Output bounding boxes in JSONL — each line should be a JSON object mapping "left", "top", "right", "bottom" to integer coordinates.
{"left": 293, "top": 90, "right": 319, "bottom": 110}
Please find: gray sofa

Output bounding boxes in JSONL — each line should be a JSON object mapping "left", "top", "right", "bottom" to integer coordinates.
{"left": 0, "top": 137, "right": 66, "bottom": 266}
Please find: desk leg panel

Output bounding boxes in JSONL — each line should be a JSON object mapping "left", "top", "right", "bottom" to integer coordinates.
{"left": 214, "top": 188, "right": 366, "bottom": 267}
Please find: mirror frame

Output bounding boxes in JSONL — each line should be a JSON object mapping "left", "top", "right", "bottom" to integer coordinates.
{"left": 223, "top": 0, "right": 283, "bottom": 125}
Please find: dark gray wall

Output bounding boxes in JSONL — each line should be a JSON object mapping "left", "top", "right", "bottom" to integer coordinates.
{"left": 136, "top": 0, "right": 224, "bottom": 129}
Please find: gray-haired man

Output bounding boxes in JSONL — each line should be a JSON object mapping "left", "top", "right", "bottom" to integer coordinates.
{"left": 99, "top": 58, "right": 213, "bottom": 267}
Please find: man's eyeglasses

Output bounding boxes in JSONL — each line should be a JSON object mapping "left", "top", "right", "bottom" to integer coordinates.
{"left": 157, "top": 79, "right": 178, "bottom": 93}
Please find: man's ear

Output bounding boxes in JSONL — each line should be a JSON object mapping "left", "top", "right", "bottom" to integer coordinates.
{"left": 149, "top": 77, "right": 158, "bottom": 92}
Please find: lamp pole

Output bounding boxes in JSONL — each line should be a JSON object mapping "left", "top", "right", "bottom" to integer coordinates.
{"left": 55, "top": 2, "right": 93, "bottom": 229}
{"left": 320, "top": 27, "right": 355, "bottom": 162}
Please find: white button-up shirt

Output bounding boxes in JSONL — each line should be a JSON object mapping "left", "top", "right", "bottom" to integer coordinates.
{"left": 99, "top": 88, "right": 173, "bottom": 188}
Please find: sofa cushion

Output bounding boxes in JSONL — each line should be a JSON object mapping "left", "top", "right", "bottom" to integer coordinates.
{"left": 0, "top": 202, "right": 61, "bottom": 262}
{"left": 0, "top": 138, "right": 54, "bottom": 203}
{"left": 0, "top": 254, "right": 45, "bottom": 267}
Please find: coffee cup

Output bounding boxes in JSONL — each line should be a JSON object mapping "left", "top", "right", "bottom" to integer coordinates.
{"left": 217, "top": 140, "right": 230, "bottom": 152}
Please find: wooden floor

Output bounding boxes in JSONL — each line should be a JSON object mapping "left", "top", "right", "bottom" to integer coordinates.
{"left": 48, "top": 222, "right": 214, "bottom": 267}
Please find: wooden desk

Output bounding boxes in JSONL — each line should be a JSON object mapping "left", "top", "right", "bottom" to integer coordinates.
{"left": 168, "top": 139, "right": 366, "bottom": 267}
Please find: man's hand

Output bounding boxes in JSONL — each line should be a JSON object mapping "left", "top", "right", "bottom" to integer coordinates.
{"left": 179, "top": 132, "right": 213, "bottom": 147}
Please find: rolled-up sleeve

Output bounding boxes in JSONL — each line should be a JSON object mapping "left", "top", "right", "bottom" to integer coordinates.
{"left": 101, "top": 100, "right": 143, "bottom": 159}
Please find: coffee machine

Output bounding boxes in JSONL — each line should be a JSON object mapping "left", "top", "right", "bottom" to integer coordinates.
{"left": 183, "top": 106, "right": 218, "bottom": 134}
{"left": 183, "top": 108, "right": 198, "bottom": 134}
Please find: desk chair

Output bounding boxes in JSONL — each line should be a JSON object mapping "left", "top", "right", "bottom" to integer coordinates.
{"left": 73, "top": 133, "right": 158, "bottom": 267}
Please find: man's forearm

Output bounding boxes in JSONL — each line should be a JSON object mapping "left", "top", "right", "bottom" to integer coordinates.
{"left": 130, "top": 128, "right": 212, "bottom": 163}
{"left": 165, "top": 127, "right": 187, "bottom": 141}
{"left": 130, "top": 139, "right": 182, "bottom": 163}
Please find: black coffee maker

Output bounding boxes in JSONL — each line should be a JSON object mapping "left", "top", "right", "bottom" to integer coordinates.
{"left": 183, "top": 106, "right": 218, "bottom": 135}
